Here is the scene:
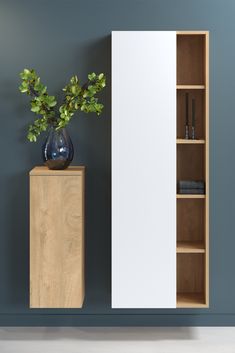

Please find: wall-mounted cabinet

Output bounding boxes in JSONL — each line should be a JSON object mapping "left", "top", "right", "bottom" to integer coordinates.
{"left": 30, "top": 166, "right": 85, "bottom": 308}
{"left": 112, "top": 31, "right": 209, "bottom": 308}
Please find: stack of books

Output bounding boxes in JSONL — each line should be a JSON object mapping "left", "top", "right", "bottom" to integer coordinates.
{"left": 177, "top": 180, "right": 205, "bottom": 194}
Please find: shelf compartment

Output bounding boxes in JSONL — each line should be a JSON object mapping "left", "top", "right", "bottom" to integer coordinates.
{"left": 177, "top": 144, "right": 205, "bottom": 181}
{"left": 177, "top": 139, "right": 205, "bottom": 144}
{"left": 177, "top": 85, "right": 205, "bottom": 89}
{"left": 177, "top": 198, "right": 205, "bottom": 243}
{"left": 177, "top": 293, "right": 206, "bottom": 308}
{"left": 177, "top": 89, "right": 205, "bottom": 140}
{"left": 177, "top": 253, "right": 205, "bottom": 306}
{"left": 177, "top": 241, "right": 205, "bottom": 253}
{"left": 177, "top": 34, "right": 205, "bottom": 85}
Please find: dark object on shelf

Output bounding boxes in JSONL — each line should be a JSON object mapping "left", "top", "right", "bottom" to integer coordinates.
{"left": 178, "top": 188, "right": 205, "bottom": 195}
{"left": 185, "top": 92, "right": 189, "bottom": 139}
{"left": 178, "top": 180, "right": 205, "bottom": 189}
{"left": 177, "top": 180, "right": 205, "bottom": 194}
{"left": 42, "top": 127, "right": 74, "bottom": 170}
{"left": 192, "top": 98, "right": 196, "bottom": 139}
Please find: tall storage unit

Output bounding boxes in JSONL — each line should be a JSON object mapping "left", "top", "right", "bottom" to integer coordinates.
{"left": 112, "top": 31, "right": 209, "bottom": 308}
{"left": 30, "top": 166, "right": 85, "bottom": 308}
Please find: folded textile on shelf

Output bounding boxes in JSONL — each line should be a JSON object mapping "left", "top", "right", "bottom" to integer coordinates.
{"left": 177, "top": 180, "right": 205, "bottom": 190}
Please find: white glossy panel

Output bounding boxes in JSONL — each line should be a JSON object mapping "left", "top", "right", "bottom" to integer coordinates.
{"left": 112, "top": 31, "right": 176, "bottom": 308}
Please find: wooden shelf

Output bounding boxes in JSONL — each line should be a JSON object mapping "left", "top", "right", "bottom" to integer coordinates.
{"left": 177, "top": 293, "right": 207, "bottom": 308}
{"left": 177, "top": 139, "right": 205, "bottom": 144}
{"left": 177, "top": 241, "right": 205, "bottom": 253}
{"left": 177, "top": 85, "right": 205, "bottom": 89}
{"left": 177, "top": 194, "right": 205, "bottom": 199}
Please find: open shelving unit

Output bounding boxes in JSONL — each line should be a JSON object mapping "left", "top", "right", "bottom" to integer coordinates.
{"left": 176, "top": 31, "right": 209, "bottom": 308}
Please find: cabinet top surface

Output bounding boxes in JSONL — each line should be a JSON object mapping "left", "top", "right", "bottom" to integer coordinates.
{"left": 30, "top": 166, "right": 85, "bottom": 176}
{"left": 111, "top": 30, "right": 209, "bottom": 34}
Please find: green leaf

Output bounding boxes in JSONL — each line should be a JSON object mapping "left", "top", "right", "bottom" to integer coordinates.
{"left": 19, "top": 85, "right": 28, "bottom": 93}
{"left": 71, "top": 85, "right": 77, "bottom": 94}
{"left": 23, "top": 69, "right": 31, "bottom": 75}
{"left": 27, "top": 131, "right": 37, "bottom": 142}
{"left": 88, "top": 72, "right": 96, "bottom": 80}
{"left": 48, "top": 100, "right": 57, "bottom": 107}
{"left": 31, "top": 105, "right": 40, "bottom": 113}
{"left": 20, "top": 68, "right": 31, "bottom": 79}
{"left": 70, "top": 75, "right": 78, "bottom": 84}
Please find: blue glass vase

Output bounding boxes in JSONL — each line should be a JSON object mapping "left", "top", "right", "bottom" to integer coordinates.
{"left": 42, "top": 127, "right": 74, "bottom": 170}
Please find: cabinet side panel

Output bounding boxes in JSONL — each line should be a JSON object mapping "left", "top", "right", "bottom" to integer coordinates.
{"left": 30, "top": 175, "right": 84, "bottom": 308}
{"left": 205, "top": 31, "right": 209, "bottom": 306}
{"left": 112, "top": 31, "right": 176, "bottom": 308}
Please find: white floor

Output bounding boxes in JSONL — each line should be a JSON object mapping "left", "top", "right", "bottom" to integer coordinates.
{"left": 0, "top": 327, "right": 235, "bottom": 353}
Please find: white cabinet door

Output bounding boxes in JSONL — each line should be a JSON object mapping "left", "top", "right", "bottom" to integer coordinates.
{"left": 112, "top": 31, "right": 176, "bottom": 308}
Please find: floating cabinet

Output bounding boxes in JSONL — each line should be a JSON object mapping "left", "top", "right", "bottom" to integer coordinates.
{"left": 112, "top": 31, "right": 209, "bottom": 308}
{"left": 30, "top": 166, "right": 85, "bottom": 308}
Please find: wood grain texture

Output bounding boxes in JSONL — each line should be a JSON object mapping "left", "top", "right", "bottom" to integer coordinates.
{"left": 177, "top": 144, "right": 205, "bottom": 181}
{"left": 177, "top": 254, "right": 204, "bottom": 294}
{"left": 30, "top": 167, "right": 85, "bottom": 308}
{"left": 177, "top": 199, "right": 205, "bottom": 243}
{"left": 177, "top": 34, "right": 205, "bottom": 85}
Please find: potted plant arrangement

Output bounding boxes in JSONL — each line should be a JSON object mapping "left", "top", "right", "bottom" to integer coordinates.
{"left": 19, "top": 69, "right": 106, "bottom": 169}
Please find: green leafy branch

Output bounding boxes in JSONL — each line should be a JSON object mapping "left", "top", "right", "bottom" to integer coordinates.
{"left": 19, "top": 69, "right": 57, "bottom": 141}
{"left": 19, "top": 69, "right": 106, "bottom": 142}
{"left": 58, "top": 73, "right": 105, "bottom": 129}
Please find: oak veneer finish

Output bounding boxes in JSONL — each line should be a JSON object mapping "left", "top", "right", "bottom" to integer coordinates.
{"left": 30, "top": 166, "right": 85, "bottom": 308}
{"left": 177, "top": 293, "right": 206, "bottom": 308}
{"left": 177, "top": 199, "right": 205, "bottom": 243}
{"left": 177, "top": 144, "right": 205, "bottom": 181}
{"left": 177, "top": 253, "right": 204, "bottom": 294}
{"left": 176, "top": 31, "right": 209, "bottom": 308}
{"left": 177, "top": 242, "right": 205, "bottom": 253}
{"left": 177, "top": 89, "right": 205, "bottom": 140}
{"left": 177, "top": 34, "right": 205, "bottom": 85}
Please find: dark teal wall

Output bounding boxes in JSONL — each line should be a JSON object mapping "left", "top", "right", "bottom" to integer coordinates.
{"left": 0, "top": 0, "right": 234, "bottom": 325}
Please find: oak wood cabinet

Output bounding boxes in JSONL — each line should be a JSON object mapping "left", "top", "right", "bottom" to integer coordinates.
{"left": 29, "top": 166, "right": 85, "bottom": 308}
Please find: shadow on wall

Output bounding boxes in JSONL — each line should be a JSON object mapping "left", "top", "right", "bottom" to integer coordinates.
{"left": 70, "top": 35, "right": 111, "bottom": 309}
{"left": 5, "top": 172, "right": 29, "bottom": 311}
